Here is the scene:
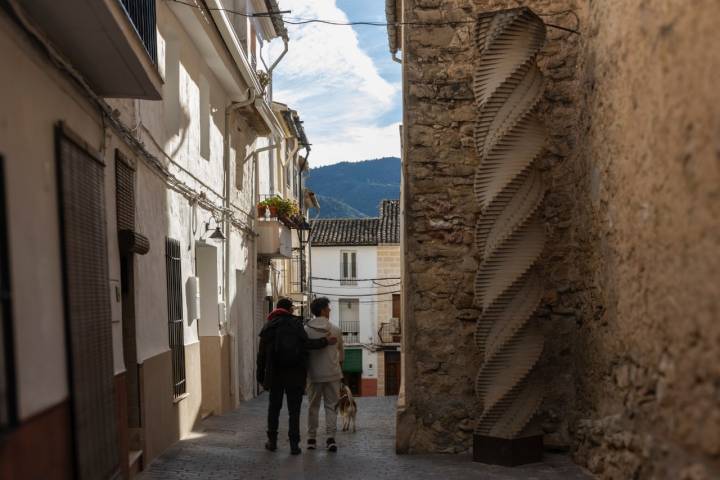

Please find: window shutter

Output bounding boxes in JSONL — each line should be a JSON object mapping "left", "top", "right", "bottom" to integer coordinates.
{"left": 351, "top": 252, "right": 357, "bottom": 279}
{"left": 342, "top": 252, "right": 347, "bottom": 279}
{"left": 56, "top": 124, "right": 119, "bottom": 480}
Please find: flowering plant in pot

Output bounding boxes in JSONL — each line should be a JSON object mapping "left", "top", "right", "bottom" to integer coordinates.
{"left": 257, "top": 199, "right": 268, "bottom": 217}
{"left": 264, "top": 196, "right": 283, "bottom": 217}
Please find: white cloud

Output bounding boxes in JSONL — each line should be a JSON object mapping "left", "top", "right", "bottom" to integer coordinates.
{"left": 269, "top": 0, "right": 400, "bottom": 166}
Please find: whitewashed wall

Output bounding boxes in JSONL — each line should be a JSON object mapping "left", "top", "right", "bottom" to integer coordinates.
{"left": 311, "top": 245, "right": 379, "bottom": 378}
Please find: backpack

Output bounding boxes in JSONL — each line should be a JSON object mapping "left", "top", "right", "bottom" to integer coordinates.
{"left": 273, "top": 318, "right": 304, "bottom": 368}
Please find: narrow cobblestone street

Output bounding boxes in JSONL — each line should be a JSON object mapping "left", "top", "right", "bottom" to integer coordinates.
{"left": 138, "top": 396, "right": 592, "bottom": 479}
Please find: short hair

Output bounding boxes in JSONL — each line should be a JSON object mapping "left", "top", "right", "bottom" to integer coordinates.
{"left": 310, "top": 297, "right": 330, "bottom": 317}
{"left": 276, "top": 297, "right": 293, "bottom": 310}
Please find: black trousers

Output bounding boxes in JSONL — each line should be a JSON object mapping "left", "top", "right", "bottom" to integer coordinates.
{"left": 267, "top": 383, "right": 304, "bottom": 442}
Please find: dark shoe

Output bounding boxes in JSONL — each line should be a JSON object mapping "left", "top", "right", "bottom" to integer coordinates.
{"left": 290, "top": 441, "right": 302, "bottom": 455}
{"left": 265, "top": 431, "right": 278, "bottom": 452}
{"left": 307, "top": 438, "right": 317, "bottom": 450}
{"left": 326, "top": 437, "right": 337, "bottom": 452}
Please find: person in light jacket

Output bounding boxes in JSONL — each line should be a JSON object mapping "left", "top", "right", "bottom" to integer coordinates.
{"left": 305, "top": 297, "right": 345, "bottom": 452}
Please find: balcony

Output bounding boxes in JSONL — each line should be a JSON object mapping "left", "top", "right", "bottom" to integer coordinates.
{"left": 379, "top": 318, "right": 401, "bottom": 344}
{"left": 18, "top": 0, "right": 162, "bottom": 99}
{"left": 256, "top": 219, "right": 291, "bottom": 258}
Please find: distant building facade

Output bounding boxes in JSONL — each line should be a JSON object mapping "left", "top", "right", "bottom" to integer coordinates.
{"left": 310, "top": 200, "right": 401, "bottom": 397}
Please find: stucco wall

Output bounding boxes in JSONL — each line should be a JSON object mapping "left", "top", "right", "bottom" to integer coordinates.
{"left": 0, "top": 12, "right": 116, "bottom": 419}
{"left": 311, "top": 245, "right": 378, "bottom": 345}
{"left": 399, "top": 0, "right": 720, "bottom": 477}
{"left": 569, "top": 2, "right": 720, "bottom": 478}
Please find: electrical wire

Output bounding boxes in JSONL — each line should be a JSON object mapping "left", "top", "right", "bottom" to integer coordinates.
{"left": 312, "top": 291, "right": 401, "bottom": 297}
{"left": 312, "top": 276, "right": 400, "bottom": 282}
{"left": 304, "top": 283, "right": 398, "bottom": 290}
{"left": 166, "top": 0, "right": 581, "bottom": 35}
{"left": 5, "top": 0, "right": 257, "bottom": 237}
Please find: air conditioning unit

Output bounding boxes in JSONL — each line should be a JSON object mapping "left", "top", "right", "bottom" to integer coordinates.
{"left": 390, "top": 317, "right": 400, "bottom": 333}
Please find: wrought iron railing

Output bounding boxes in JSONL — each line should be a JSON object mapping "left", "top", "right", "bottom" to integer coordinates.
{"left": 120, "top": 0, "right": 158, "bottom": 65}
{"left": 290, "top": 248, "right": 303, "bottom": 294}
{"left": 378, "top": 322, "right": 401, "bottom": 344}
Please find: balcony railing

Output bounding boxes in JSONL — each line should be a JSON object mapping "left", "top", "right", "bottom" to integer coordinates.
{"left": 378, "top": 321, "right": 401, "bottom": 344}
{"left": 120, "top": 0, "right": 158, "bottom": 64}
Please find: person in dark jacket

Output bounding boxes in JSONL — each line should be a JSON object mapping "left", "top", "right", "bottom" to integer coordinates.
{"left": 257, "top": 297, "right": 336, "bottom": 455}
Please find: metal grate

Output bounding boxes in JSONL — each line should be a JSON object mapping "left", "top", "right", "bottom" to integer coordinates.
{"left": 0, "top": 156, "right": 17, "bottom": 431}
{"left": 56, "top": 124, "right": 120, "bottom": 480}
{"left": 165, "top": 237, "right": 186, "bottom": 398}
{"left": 115, "top": 151, "right": 135, "bottom": 231}
{"left": 120, "top": 0, "right": 158, "bottom": 64}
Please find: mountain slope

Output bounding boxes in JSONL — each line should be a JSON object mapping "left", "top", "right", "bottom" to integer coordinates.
{"left": 306, "top": 157, "right": 400, "bottom": 218}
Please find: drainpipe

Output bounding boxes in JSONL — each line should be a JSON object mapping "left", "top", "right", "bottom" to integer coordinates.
{"left": 266, "top": 39, "right": 288, "bottom": 101}
{"left": 223, "top": 88, "right": 255, "bottom": 403}
{"left": 243, "top": 143, "right": 277, "bottom": 208}
{"left": 300, "top": 146, "right": 313, "bottom": 307}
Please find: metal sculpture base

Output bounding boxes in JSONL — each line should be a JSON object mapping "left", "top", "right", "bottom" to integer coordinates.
{"left": 473, "top": 434, "right": 543, "bottom": 466}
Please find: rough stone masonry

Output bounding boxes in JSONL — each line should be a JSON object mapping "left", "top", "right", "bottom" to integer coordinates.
{"left": 395, "top": 1, "right": 720, "bottom": 479}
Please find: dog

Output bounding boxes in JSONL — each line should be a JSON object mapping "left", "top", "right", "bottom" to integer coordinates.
{"left": 336, "top": 383, "right": 357, "bottom": 432}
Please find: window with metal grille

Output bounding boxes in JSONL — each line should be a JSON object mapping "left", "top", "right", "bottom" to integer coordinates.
{"left": 56, "top": 124, "right": 119, "bottom": 480}
{"left": 119, "top": 0, "right": 158, "bottom": 64}
{"left": 0, "top": 156, "right": 17, "bottom": 431}
{"left": 165, "top": 238, "right": 186, "bottom": 398}
{"left": 339, "top": 298, "right": 359, "bottom": 344}
{"left": 340, "top": 251, "right": 357, "bottom": 286}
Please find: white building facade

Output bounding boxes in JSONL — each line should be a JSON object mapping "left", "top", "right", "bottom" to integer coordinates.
{"left": 310, "top": 201, "right": 401, "bottom": 397}
{"left": 0, "top": 0, "right": 307, "bottom": 478}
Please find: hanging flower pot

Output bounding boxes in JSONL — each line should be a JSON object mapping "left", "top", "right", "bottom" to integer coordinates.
{"left": 268, "top": 205, "right": 279, "bottom": 217}
{"left": 257, "top": 204, "right": 267, "bottom": 217}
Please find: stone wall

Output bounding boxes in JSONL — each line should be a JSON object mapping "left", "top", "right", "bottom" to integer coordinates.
{"left": 399, "top": 0, "right": 720, "bottom": 478}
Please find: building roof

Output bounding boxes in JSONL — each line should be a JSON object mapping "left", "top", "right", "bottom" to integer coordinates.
{"left": 264, "top": 0, "right": 289, "bottom": 41}
{"left": 311, "top": 218, "right": 380, "bottom": 246}
{"left": 311, "top": 200, "right": 400, "bottom": 246}
{"left": 378, "top": 200, "right": 400, "bottom": 244}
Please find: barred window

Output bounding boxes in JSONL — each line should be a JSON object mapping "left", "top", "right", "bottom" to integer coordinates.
{"left": 165, "top": 238, "right": 186, "bottom": 398}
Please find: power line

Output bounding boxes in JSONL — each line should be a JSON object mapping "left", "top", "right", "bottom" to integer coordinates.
{"left": 313, "top": 291, "right": 401, "bottom": 297}
{"left": 312, "top": 276, "right": 400, "bottom": 282}
{"left": 166, "top": 0, "right": 581, "bottom": 35}
{"left": 305, "top": 283, "right": 400, "bottom": 290}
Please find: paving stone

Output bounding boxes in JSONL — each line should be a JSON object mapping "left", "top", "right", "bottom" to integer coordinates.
{"left": 138, "top": 395, "right": 593, "bottom": 479}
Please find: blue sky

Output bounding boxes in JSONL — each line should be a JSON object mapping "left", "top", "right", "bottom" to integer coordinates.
{"left": 268, "top": 1, "right": 401, "bottom": 166}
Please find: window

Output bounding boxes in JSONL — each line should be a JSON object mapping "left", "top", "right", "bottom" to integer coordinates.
{"left": 340, "top": 251, "right": 357, "bottom": 285}
{"left": 165, "top": 238, "right": 186, "bottom": 398}
{"left": 199, "top": 74, "right": 210, "bottom": 160}
{"left": 0, "top": 156, "right": 16, "bottom": 430}
{"left": 339, "top": 299, "right": 359, "bottom": 344}
{"left": 392, "top": 294, "right": 401, "bottom": 319}
{"left": 293, "top": 162, "right": 299, "bottom": 196}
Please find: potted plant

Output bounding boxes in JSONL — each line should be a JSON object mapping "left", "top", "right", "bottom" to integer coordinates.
{"left": 257, "top": 199, "right": 268, "bottom": 217}
{"left": 265, "top": 196, "right": 281, "bottom": 217}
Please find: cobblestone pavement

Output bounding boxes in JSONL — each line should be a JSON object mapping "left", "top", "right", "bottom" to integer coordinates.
{"left": 139, "top": 395, "right": 593, "bottom": 480}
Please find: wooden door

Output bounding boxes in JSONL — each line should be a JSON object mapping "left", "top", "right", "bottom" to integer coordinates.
{"left": 384, "top": 351, "right": 401, "bottom": 396}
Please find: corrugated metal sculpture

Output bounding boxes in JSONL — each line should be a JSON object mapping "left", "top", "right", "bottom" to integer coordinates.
{"left": 472, "top": 7, "right": 547, "bottom": 460}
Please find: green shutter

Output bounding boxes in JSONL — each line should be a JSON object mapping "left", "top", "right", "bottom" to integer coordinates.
{"left": 342, "top": 348, "right": 362, "bottom": 373}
